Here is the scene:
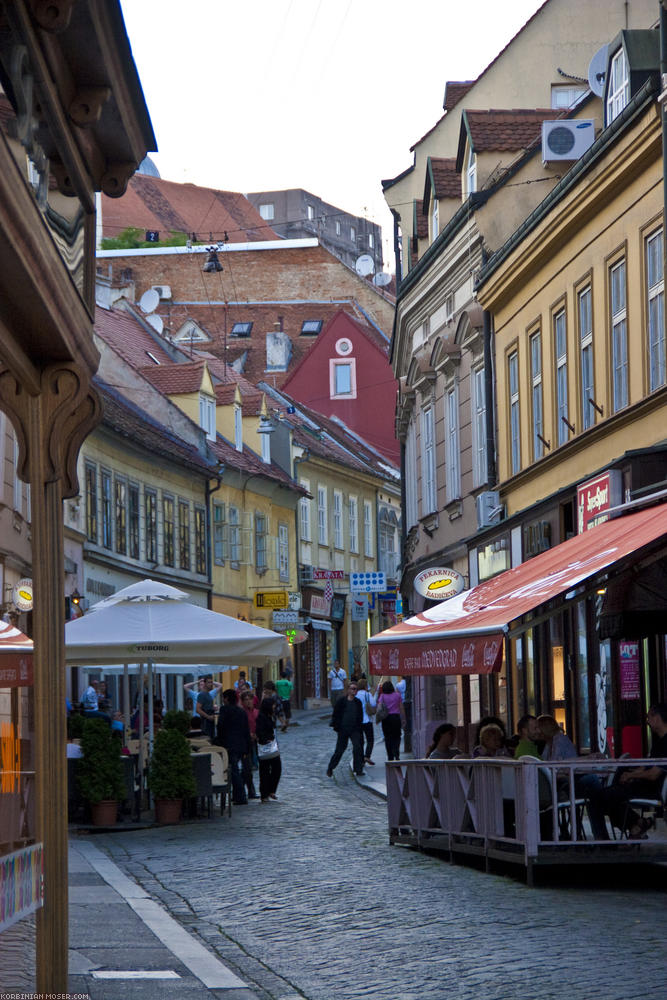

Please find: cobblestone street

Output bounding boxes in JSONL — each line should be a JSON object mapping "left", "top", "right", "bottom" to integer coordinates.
{"left": 88, "top": 713, "right": 667, "bottom": 1000}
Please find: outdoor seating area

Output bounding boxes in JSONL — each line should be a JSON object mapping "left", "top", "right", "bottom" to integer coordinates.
{"left": 386, "top": 757, "right": 667, "bottom": 884}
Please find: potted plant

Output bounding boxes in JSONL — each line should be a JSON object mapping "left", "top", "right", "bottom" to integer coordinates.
{"left": 148, "top": 727, "right": 196, "bottom": 824}
{"left": 162, "top": 709, "right": 192, "bottom": 735}
{"left": 77, "top": 718, "right": 125, "bottom": 826}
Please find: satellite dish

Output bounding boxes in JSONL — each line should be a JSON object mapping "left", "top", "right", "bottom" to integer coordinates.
{"left": 139, "top": 288, "right": 160, "bottom": 314}
{"left": 588, "top": 44, "right": 608, "bottom": 98}
{"left": 146, "top": 313, "right": 164, "bottom": 335}
{"left": 373, "top": 272, "right": 392, "bottom": 287}
{"left": 355, "top": 253, "right": 375, "bottom": 277}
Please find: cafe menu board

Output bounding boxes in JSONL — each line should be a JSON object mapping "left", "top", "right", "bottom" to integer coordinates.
{"left": 619, "top": 641, "right": 641, "bottom": 700}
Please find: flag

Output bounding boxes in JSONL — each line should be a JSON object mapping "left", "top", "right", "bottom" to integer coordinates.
{"left": 323, "top": 580, "right": 333, "bottom": 602}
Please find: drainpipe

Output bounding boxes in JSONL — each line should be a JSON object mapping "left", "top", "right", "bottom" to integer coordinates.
{"left": 661, "top": 2, "right": 667, "bottom": 301}
{"left": 483, "top": 307, "right": 497, "bottom": 488}
{"left": 205, "top": 464, "right": 224, "bottom": 609}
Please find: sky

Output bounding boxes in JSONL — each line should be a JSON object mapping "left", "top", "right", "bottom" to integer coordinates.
{"left": 120, "top": 0, "right": 544, "bottom": 267}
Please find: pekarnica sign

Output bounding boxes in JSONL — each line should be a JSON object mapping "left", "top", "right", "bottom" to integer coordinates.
{"left": 413, "top": 567, "right": 465, "bottom": 601}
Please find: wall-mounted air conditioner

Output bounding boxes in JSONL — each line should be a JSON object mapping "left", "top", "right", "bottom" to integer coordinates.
{"left": 542, "top": 120, "right": 595, "bottom": 162}
{"left": 152, "top": 285, "right": 172, "bottom": 299}
{"left": 476, "top": 490, "right": 501, "bottom": 529}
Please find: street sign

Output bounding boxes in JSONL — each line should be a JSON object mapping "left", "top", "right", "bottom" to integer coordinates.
{"left": 254, "top": 591, "right": 288, "bottom": 609}
{"left": 351, "top": 595, "right": 368, "bottom": 621}
{"left": 350, "top": 571, "right": 386, "bottom": 593}
{"left": 272, "top": 610, "right": 299, "bottom": 624}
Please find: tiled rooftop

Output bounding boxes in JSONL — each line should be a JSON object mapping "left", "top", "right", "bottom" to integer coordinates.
{"left": 95, "top": 304, "right": 180, "bottom": 369}
{"left": 443, "top": 81, "right": 475, "bottom": 112}
{"left": 138, "top": 360, "right": 208, "bottom": 395}
{"left": 414, "top": 200, "right": 428, "bottom": 239}
{"left": 425, "top": 158, "right": 460, "bottom": 206}
{"left": 464, "top": 108, "right": 552, "bottom": 153}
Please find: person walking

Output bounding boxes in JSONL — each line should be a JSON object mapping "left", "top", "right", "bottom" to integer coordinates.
{"left": 328, "top": 659, "right": 347, "bottom": 708}
{"left": 275, "top": 670, "right": 293, "bottom": 732}
{"left": 215, "top": 689, "right": 251, "bottom": 805}
{"left": 376, "top": 681, "right": 406, "bottom": 761}
{"left": 356, "top": 678, "right": 376, "bottom": 766}
{"left": 240, "top": 688, "right": 259, "bottom": 799}
{"left": 327, "top": 680, "right": 365, "bottom": 777}
{"left": 256, "top": 697, "right": 282, "bottom": 802}
{"left": 191, "top": 675, "right": 222, "bottom": 740}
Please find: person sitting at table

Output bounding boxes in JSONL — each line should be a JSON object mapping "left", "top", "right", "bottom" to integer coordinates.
{"left": 513, "top": 714, "right": 540, "bottom": 759}
{"left": 537, "top": 715, "right": 577, "bottom": 760}
{"left": 473, "top": 723, "right": 511, "bottom": 758}
{"left": 426, "top": 723, "right": 462, "bottom": 759}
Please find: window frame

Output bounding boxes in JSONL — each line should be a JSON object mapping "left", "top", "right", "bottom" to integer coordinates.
{"left": 101, "top": 469, "right": 112, "bottom": 549}
{"left": 333, "top": 490, "right": 343, "bottom": 549}
{"left": 330, "top": 358, "right": 357, "bottom": 399}
{"left": 445, "top": 385, "right": 461, "bottom": 502}
{"left": 199, "top": 393, "right": 216, "bottom": 441}
{"left": 229, "top": 505, "right": 241, "bottom": 568}
{"left": 363, "top": 499, "right": 373, "bottom": 558}
{"left": 472, "top": 366, "right": 487, "bottom": 487}
{"left": 114, "top": 476, "right": 127, "bottom": 555}
{"left": 420, "top": 404, "right": 436, "bottom": 515}
{"left": 646, "top": 229, "right": 665, "bottom": 393}
{"left": 178, "top": 499, "right": 191, "bottom": 571}
{"left": 553, "top": 307, "right": 569, "bottom": 446}
{"left": 577, "top": 283, "right": 595, "bottom": 431}
{"left": 85, "top": 462, "right": 98, "bottom": 543}
{"left": 145, "top": 488, "right": 158, "bottom": 563}
{"left": 128, "top": 482, "right": 140, "bottom": 559}
{"left": 255, "top": 512, "right": 268, "bottom": 573}
{"left": 317, "top": 486, "right": 328, "bottom": 546}
{"left": 162, "top": 494, "right": 175, "bottom": 567}
{"left": 508, "top": 349, "right": 521, "bottom": 475}
{"left": 194, "top": 506, "right": 206, "bottom": 575}
{"left": 278, "top": 522, "right": 289, "bottom": 581}
{"left": 348, "top": 495, "right": 358, "bottom": 553}
{"left": 610, "top": 257, "right": 628, "bottom": 413}
{"left": 300, "top": 479, "right": 311, "bottom": 542}
{"left": 606, "top": 47, "right": 629, "bottom": 124}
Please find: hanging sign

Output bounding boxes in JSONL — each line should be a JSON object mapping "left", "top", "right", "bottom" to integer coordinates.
{"left": 351, "top": 596, "right": 369, "bottom": 621}
{"left": 12, "top": 579, "right": 33, "bottom": 611}
{"left": 254, "top": 591, "right": 288, "bottom": 609}
{"left": 414, "top": 567, "right": 465, "bottom": 601}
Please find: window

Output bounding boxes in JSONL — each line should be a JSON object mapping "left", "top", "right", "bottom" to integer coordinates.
{"left": 234, "top": 405, "right": 242, "bottom": 451}
{"left": 368, "top": 233, "right": 374, "bottom": 249}
{"left": 350, "top": 225, "right": 356, "bottom": 242}
{"left": 404, "top": 418, "right": 418, "bottom": 529}
{"left": 606, "top": 48, "right": 629, "bottom": 124}
{"left": 129, "top": 484, "right": 140, "bottom": 559}
{"left": 101, "top": 470, "right": 112, "bottom": 549}
{"left": 379, "top": 509, "right": 398, "bottom": 579}
{"left": 431, "top": 198, "right": 439, "bottom": 242}
{"left": 179, "top": 500, "right": 190, "bottom": 570}
{"left": 299, "top": 479, "right": 311, "bottom": 542}
{"left": 12, "top": 436, "right": 21, "bottom": 514}
{"left": 578, "top": 286, "right": 594, "bottom": 430}
{"left": 145, "top": 489, "right": 157, "bottom": 563}
{"left": 115, "top": 478, "right": 127, "bottom": 555}
{"left": 646, "top": 230, "right": 665, "bottom": 392}
{"left": 421, "top": 406, "right": 436, "bottom": 514}
{"left": 278, "top": 523, "right": 289, "bottom": 581}
{"left": 231, "top": 322, "right": 253, "bottom": 337}
{"left": 199, "top": 394, "right": 216, "bottom": 441}
{"left": 229, "top": 506, "right": 241, "bottom": 566}
{"left": 364, "top": 500, "right": 373, "bottom": 558}
{"left": 307, "top": 204, "right": 314, "bottom": 221}
{"left": 610, "top": 259, "right": 628, "bottom": 412}
{"left": 213, "top": 502, "right": 227, "bottom": 564}
{"left": 445, "top": 387, "right": 461, "bottom": 501}
{"left": 317, "top": 486, "right": 328, "bottom": 545}
{"left": 301, "top": 320, "right": 322, "bottom": 335}
{"left": 509, "top": 351, "right": 521, "bottom": 474}
{"left": 348, "top": 496, "right": 358, "bottom": 553}
{"left": 554, "top": 310, "right": 568, "bottom": 445}
{"left": 336, "top": 221, "right": 341, "bottom": 236}
{"left": 464, "top": 145, "right": 476, "bottom": 197}
{"left": 163, "top": 495, "right": 175, "bottom": 566}
{"left": 195, "top": 506, "right": 206, "bottom": 574}
{"left": 333, "top": 490, "right": 343, "bottom": 548}
{"left": 529, "top": 332, "right": 543, "bottom": 460}
{"left": 259, "top": 203, "right": 274, "bottom": 221}
{"left": 551, "top": 85, "right": 587, "bottom": 109}
{"left": 472, "top": 367, "right": 487, "bottom": 486}
{"left": 261, "top": 429, "right": 271, "bottom": 464}
{"left": 85, "top": 463, "right": 97, "bottom": 542}
{"left": 331, "top": 359, "right": 356, "bottom": 398}
{"left": 255, "top": 513, "right": 268, "bottom": 572}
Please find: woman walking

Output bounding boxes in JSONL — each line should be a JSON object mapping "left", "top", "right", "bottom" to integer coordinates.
{"left": 256, "top": 697, "right": 282, "bottom": 802}
{"left": 376, "top": 681, "right": 406, "bottom": 761}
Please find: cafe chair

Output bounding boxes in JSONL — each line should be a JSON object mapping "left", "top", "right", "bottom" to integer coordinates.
{"left": 520, "top": 756, "right": 586, "bottom": 840}
{"left": 625, "top": 772, "right": 667, "bottom": 831}
{"left": 209, "top": 748, "right": 232, "bottom": 818}
{"left": 190, "top": 752, "right": 213, "bottom": 818}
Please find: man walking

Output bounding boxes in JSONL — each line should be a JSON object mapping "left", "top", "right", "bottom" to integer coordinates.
{"left": 328, "top": 659, "right": 346, "bottom": 708}
{"left": 327, "top": 681, "right": 365, "bottom": 777}
{"left": 275, "top": 670, "right": 293, "bottom": 732}
{"left": 216, "top": 689, "right": 251, "bottom": 805}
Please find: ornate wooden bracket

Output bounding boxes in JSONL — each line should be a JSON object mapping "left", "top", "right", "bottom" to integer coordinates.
{"left": 0, "top": 363, "right": 102, "bottom": 498}
{"left": 101, "top": 161, "right": 138, "bottom": 198}
{"left": 69, "top": 86, "right": 111, "bottom": 127}
{"left": 31, "top": 0, "right": 76, "bottom": 33}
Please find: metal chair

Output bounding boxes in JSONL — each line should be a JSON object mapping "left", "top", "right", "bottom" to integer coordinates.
{"left": 520, "top": 756, "right": 586, "bottom": 840}
{"left": 209, "top": 748, "right": 232, "bottom": 817}
{"left": 190, "top": 753, "right": 213, "bottom": 818}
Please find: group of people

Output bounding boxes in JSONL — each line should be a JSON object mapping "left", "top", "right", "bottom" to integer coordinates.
{"left": 326, "top": 663, "right": 408, "bottom": 778}
{"left": 424, "top": 705, "right": 667, "bottom": 839}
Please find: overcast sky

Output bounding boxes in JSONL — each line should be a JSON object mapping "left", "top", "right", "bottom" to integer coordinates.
{"left": 120, "top": 0, "right": 543, "bottom": 267}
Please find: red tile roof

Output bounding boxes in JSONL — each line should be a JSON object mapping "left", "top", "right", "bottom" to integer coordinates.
{"left": 443, "top": 81, "right": 475, "bottom": 112}
{"left": 414, "top": 200, "right": 428, "bottom": 240}
{"left": 424, "top": 158, "right": 460, "bottom": 207}
{"left": 95, "top": 304, "right": 179, "bottom": 369}
{"left": 464, "top": 108, "right": 552, "bottom": 153}
{"left": 100, "top": 174, "right": 277, "bottom": 244}
{"left": 139, "top": 361, "right": 208, "bottom": 395}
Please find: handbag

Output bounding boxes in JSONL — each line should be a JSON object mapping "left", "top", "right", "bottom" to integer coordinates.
{"left": 375, "top": 700, "right": 389, "bottom": 723}
{"left": 257, "top": 737, "right": 280, "bottom": 760}
{"left": 365, "top": 693, "right": 377, "bottom": 716}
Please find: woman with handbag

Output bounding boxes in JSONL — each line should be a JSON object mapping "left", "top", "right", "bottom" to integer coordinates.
{"left": 376, "top": 681, "right": 406, "bottom": 761}
{"left": 256, "top": 697, "right": 282, "bottom": 803}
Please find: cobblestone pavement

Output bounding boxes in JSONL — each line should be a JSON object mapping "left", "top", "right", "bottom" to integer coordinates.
{"left": 91, "top": 714, "right": 667, "bottom": 1000}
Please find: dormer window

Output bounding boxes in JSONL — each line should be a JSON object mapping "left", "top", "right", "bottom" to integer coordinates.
{"left": 301, "top": 320, "right": 322, "bottom": 335}
{"left": 431, "top": 198, "right": 439, "bottom": 242}
{"left": 606, "top": 48, "right": 629, "bottom": 124}
{"left": 199, "top": 394, "right": 216, "bottom": 441}
{"left": 231, "top": 322, "right": 253, "bottom": 337}
{"left": 234, "top": 405, "right": 243, "bottom": 451}
{"left": 464, "top": 145, "right": 476, "bottom": 198}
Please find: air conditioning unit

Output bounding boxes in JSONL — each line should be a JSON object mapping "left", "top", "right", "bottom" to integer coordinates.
{"left": 541, "top": 120, "right": 595, "bottom": 162}
{"left": 476, "top": 490, "right": 501, "bottom": 530}
{"left": 152, "top": 285, "right": 172, "bottom": 299}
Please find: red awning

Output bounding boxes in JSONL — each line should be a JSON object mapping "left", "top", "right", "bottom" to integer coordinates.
{"left": 0, "top": 621, "right": 33, "bottom": 687}
{"left": 369, "top": 504, "right": 667, "bottom": 676}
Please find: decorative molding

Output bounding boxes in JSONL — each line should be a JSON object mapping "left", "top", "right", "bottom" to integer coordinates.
{"left": 31, "top": 0, "right": 76, "bottom": 33}
{"left": 101, "top": 161, "right": 138, "bottom": 198}
{"left": 69, "top": 87, "right": 111, "bottom": 128}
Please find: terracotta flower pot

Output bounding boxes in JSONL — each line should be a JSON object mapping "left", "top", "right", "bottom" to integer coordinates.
{"left": 90, "top": 799, "right": 118, "bottom": 827}
{"left": 154, "top": 797, "right": 183, "bottom": 825}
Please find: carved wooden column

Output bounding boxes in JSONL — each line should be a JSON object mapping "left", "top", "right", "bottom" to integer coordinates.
{"left": 0, "top": 364, "right": 100, "bottom": 992}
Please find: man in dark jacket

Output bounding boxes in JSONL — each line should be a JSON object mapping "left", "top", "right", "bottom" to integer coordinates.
{"left": 327, "top": 681, "right": 365, "bottom": 777}
{"left": 216, "top": 688, "right": 251, "bottom": 804}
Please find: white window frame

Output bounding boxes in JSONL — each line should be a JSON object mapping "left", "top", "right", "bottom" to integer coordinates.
{"left": 509, "top": 351, "right": 521, "bottom": 475}
{"left": 259, "top": 203, "right": 274, "bottom": 221}
{"left": 530, "top": 332, "right": 543, "bottom": 460}
{"left": 420, "top": 405, "right": 436, "bottom": 515}
{"left": 578, "top": 285, "right": 594, "bottom": 430}
{"left": 307, "top": 204, "right": 314, "bottom": 221}
{"left": 229, "top": 506, "right": 241, "bottom": 567}
{"left": 261, "top": 430, "right": 271, "bottom": 464}
{"left": 368, "top": 233, "right": 374, "bottom": 249}
{"left": 329, "top": 358, "right": 357, "bottom": 399}
{"left": 363, "top": 499, "right": 373, "bottom": 558}
{"left": 317, "top": 486, "right": 328, "bottom": 546}
{"left": 405, "top": 418, "right": 418, "bottom": 530}
{"left": 551, "top": 84, "right": 587, "bottom": 109}
{"left": 445, "top": 386, "right": 461, "bottom": 502}
{"left": 213, "top": 501, "right": 227, "bottom": 565}
{"left": 647, "top": 230, "right": 665, "bottom": 392}
{"left": 348, "top": 495, "right": 358, "bottom": 553}
{"left": 278, "top": 522, "right": 289, "bottom": 581}
{"left": 464, "top": 144, "right": 476, "bottom": 197}
{"left": 554, "top": 309, "right": 568, "bottom": 445}
{"left": 199, "top": 393, "right": 216, "bottom": 441}
{"left": 335, "top": 220, "right": 341, "bottom": 236}
{"left": 431, "top": 198, "right": 439, "bottom": 242}
{"left": 13, "top": 434, "right": 21, "bottom": 513}
{"left": 333, "top": 490, "right": 343, "bottom": 549}
{"left": 234, "top": 405, "right": 243, "bottom": 451}
{"left": 606, "top": 48, "right": 629, "bottom": 124}
{"left": 610, "top": 259, "right": 628, "bottom": 412}
{"left": 299, "top": 478, "right": 311, "bottom": 542}
{"left": 472, "top": 366, "right": 487, "bottom": 487}
{"left": 350, "top": 225, "right": 356, "bottom": 242}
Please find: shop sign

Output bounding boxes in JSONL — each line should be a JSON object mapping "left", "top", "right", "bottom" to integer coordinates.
{"left": 12, "top": 578, "right": 33, "bottom": 612}
{"left": 0, "top": 656, "right": 33, "bottom": 688}
{"left": 330, "top": 594, "right": 346, "bottom": 621}
{"left": 310, "top": 594, "right": 331, "bottom": 616}
{"left": 284, "top": 628, "right": 308, "bottom": 645}
{"left": 351, "top": 596, "right": 368, "bottom": 621}
{"left": 577, "top": 470, "right": 622, "bottom": 533}
{"left": 272, "top": 611, "right": 299, "bottom": 625}
{"left": 312, "top": 569, "right": 344, "bottom": 580}
{"left": 619, "top": 641, "right": 641, "bottom": 700}
{"left": 414, "top": 567, "right": 465, "bottom": 601}
{"left": 0, "top": 843, "right": 44, "bottom": 932}
{"left": 350, "top": 571, "right": 386, "bottom": 593}
{"left": 288, "top": 592, "right": 302, "bottom": 611}
{"left": 254, "top": 591, "right": 288, "bottom": 609}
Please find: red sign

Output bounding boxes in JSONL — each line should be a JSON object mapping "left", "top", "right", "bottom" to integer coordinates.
{"left": 619, "top": 641, "right": 640, "bottom": 700}
{"left": 368, "top": 634, "right": 503, "bottom": 676}
{"left": 0, "top": 655, "right": 33, "bottom": 688}
{"left": 312, "top": 569, "right": 345, "bottom": 580}
{"left": 577, "top": 470, "right": 622, "bottom": 533}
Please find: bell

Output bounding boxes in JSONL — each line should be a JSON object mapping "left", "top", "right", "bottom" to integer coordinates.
{"left": 202, "top": 250, "right": 223, "bottom": 273}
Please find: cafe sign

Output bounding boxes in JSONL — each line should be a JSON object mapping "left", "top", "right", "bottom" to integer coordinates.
{"left": 577, "top": 470, "right": 622, "bottom": 533}
{"left": 12, "top": 578, "right": 33, "bottom": 612}
{"left": 414, "top": 567, "right": 465, "bottom": 602}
